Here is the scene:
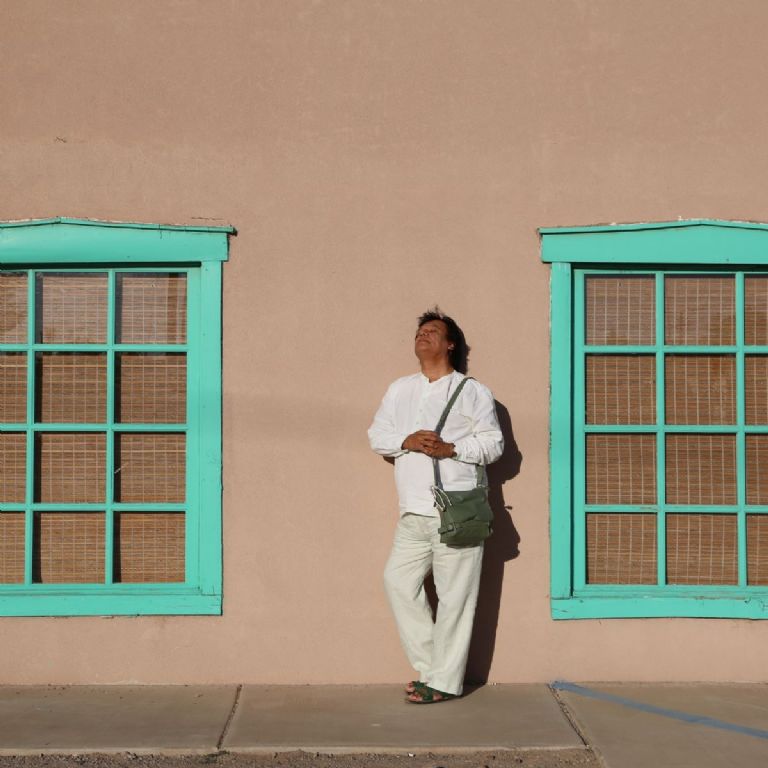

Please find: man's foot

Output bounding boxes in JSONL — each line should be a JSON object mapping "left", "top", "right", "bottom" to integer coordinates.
{"left": 406, "top": 685, "right": 458, "bottom": 704}
{"left": 405, "top": 680, "right": 426, "bottom": 695}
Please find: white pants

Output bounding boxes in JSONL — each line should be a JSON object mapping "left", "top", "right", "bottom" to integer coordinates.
{"left": 383, "top": 513, "right": 484, "bottom": 696}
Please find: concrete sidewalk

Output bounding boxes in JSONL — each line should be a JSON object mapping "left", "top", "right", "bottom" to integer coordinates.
{"left": 0, "top": 683, "right": 766, "bottom": 767}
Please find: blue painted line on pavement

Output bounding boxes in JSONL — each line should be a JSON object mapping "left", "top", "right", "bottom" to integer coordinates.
{"left": 552, "top": 680, "right": 768, "bottom": 742}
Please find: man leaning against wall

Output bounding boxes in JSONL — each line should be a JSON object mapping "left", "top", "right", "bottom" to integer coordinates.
{"left": 368, "top": 308, "right": 504, "bottom": 703}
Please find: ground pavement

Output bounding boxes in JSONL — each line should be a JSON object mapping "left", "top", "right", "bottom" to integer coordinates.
{"left": 0, "top": 683, "right": 767, "bottom": 767}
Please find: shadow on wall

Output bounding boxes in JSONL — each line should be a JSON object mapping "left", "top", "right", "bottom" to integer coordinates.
{"left": 424, "top": 399, "right": 523, "bottom": 687}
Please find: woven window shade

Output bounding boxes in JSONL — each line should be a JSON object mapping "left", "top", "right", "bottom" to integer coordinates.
{"left": 586, "top": 513, "right": 657, "bottom": 584}
{"left": 117, "top": 273, "right": 187, "bottom": 344}
{"left": 585, "top": 276, "right": 655, "bottom": 346}
{"left": 36, "top": 353, "right": 107, "bottom": 423}
{"left": 586, "top": 434, "right": 656, "bottom": 504}
{"left": 665, "top": 355, "right": 736, "bottom": 425}
{"left": 37, "top": 433, "right": 105, "bottom": 503}
{"left": 115, "top": 433, "right": 185, "bottom": 503}
{"left": 36, "top": 273, "right": 107, "bottom": 344}
{"left": 745, "top": 356, "right": 768, "bottom": 425}
{"left": 0, "top": 272, "right": 27, "bottom": 343}
{"left": 746, "top": 434, "right": 768, "bottom": 505}
{"left": 115, "top": 513, "right": 185, "bottom": 583}
{"left": 0, "top": 353, "right": 27, "bottom": 423}
{"left": 664, "top": 276, "right": 735, "bottom": 346}
{"left": 0, "top": 513, "right": 25, "bottom": 584}
{"left": 745, "top": 276, "right": 768, "bottom": 345}
{"left": 117, "top": 354, "right": 186, "bottom": 424}
{"left": 747, "top": 515, "right": 768, "bottom": 586}
{"left": 666, "top": 514, "right": 737, "bottom": 585}
{"left": 0, "top": 433, "right": 26, "bottom": 503}
{"left": 586, "top": 355, "right": 655, "bottom": 425}
{"left": 33, "top": 512, "right": 104, "bottom": 583}
{"left": 665, "top": 434, "right": 736, "bottom": 505}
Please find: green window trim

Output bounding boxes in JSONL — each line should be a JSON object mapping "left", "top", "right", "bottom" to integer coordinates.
{"left": 541, "top": 219, "right": 768, "bottom": 620}
{"left": 0, "top": 218, "right": 232, "bottom": 616}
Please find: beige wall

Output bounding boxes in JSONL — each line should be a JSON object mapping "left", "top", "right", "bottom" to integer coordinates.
{"left": 1, "top": 0, "right": 767, "bottom": 683}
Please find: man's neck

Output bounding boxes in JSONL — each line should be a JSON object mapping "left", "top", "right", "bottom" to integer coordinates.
{"left": 419, "top": 359, "right": 454, "bottom": 383}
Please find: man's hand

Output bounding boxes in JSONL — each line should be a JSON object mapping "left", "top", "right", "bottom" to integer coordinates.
{"left": 402, "top": 431, "right": 455, "bottom": 459}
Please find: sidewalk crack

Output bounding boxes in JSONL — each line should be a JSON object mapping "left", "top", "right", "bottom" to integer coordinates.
{"left": 217, "top": 684, "right": 243, "bottom": 751}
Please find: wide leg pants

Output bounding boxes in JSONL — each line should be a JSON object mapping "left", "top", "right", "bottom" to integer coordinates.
{"left": 383, "top": 513, "right": 483, "bottom": 696}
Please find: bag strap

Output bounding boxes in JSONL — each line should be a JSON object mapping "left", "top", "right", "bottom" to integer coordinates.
{"left": 432, "top": 376, "right": 486, "bottom": 490}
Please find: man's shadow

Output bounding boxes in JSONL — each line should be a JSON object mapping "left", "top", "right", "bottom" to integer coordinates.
{"left": 424, "top": 400, "right": 522, "bottom": 688}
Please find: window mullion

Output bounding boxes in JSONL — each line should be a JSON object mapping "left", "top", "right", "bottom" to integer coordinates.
{"left": 655, "top": 273, "right": 667, "bottom": 587}
{"left": 573, "top": 270, "right": 587, "bottom": 590}
{"left": 104, "top": 269, "right": 116, "bottom": 586}
{"left": 736, "top": 271, "right": 747, "bottom": 587}
{"left": 23, "top": 269, "right": 35, "bottom": 585}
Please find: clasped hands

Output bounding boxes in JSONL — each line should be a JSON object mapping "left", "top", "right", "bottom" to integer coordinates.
{"left": 402, "top": 430, "right": 455, "bottom": 459}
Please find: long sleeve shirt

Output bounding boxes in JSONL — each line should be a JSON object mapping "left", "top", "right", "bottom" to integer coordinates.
{"left": 368, "top": 370, "right": 504, "bottom": 517}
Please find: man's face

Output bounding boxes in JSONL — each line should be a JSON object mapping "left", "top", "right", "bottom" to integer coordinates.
{"left": 414, "top": 319, "right": 454, "bottom": 361}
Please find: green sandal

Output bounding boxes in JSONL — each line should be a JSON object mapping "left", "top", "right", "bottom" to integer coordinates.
{"left": 407, "top": 685, "right": 457, "bottom": 704}
{"left": 405, "top": 680, "right": 426, "bottom": 695}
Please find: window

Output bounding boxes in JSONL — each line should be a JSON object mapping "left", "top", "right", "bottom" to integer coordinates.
{"left": 0, "top": 218, "right": 231, "bottom": 616}
{"left": 541, "top": 220, "right": 768, "bottom": 619}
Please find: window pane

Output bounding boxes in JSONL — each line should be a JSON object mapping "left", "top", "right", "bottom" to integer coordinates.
{"left": 0, "top": 353, "right": 27, "bottom": 423}
{"left": 665, "top": 434, "right": 736, "bottom": 505}
{"left": 0, "top": 513, "right": 25, "bottom": 584}
{"left": 664, "top": 275, "right": 735, "bottom": 346}
{"left": 0, "top": 433, "right": 26, "bottom": 503}
{"left": 666, "top": 514, "right": 737, "bottom": 585}
{"left": 586, "top": 434, "right": 656, "bottom": 504}
{"left": 36, "top": 273, "right": 108, "bottom": 344}
{"left": 117, "top": 273, "right": 187, "bottom": 344}
{"left": 746, "top": 435, "right": 768, "bottom": 505}
{"left": 115, "top": 433, "right": 185, "bottom": 503}
{"left": 115, "top": 512, "right": 185, "bottom": 583}
{"left": 36, "top": 353, "right": 107, "bottom": 423}
{"left": 585, "top": 275, "right": 655, "bottom": 345}
{"left": 665, "top": 355, "right": 736, "bottom": 425}
{"left": 117, "top": 354, "right": 186, "bottom": 424}
{"left": 33, "top": 512, "right": 104, "bottom": 583}
{"left": 747, "top": 515, "right": 768, "bottom": 586}
{"left": 586, "top": 513, "right": 657, "bottom": 584}
{"left": 0, "top": 272, "right": 27, "bottom": 343}
{"left": 745, "top": 356, "right": 768, "bottom": 425}
{"left": 745, "top": 275, "right": 768, "bottom": 346}
{"left": 586, "top": 355, "right": 655, "bottom": 425}
{"left": 36, "top": 433, "right": 106, "bottom": 503}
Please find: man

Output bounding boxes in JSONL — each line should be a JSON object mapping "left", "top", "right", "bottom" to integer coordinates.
{"left": 368, "top": 308, "right": 504, "bottom": 703}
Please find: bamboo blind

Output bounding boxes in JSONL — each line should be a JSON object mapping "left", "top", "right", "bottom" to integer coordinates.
{"left": 115, "top": 513, "right": 185, "bottom": 583}
{"left": 747, "top": 515, "right": 768, "bottom": 586}
{"left": 586, "top": 434, "right": 656, "bottom": 505}
{"left": 745, "top": 276, "right": 768, "bottom": 345}
{"left": 0, "top": 433, "right": 26, "bottom": 503}
{"left": 664, "top": 276, "right": 735, "bottom": 346}
{"left": 665, "top": 434, "right": 737, "bottom": 505}
{"left": 117, "top": 274, "right": 187, "bottom": 344}
{"left": 586, "top": 513, "right": 657, "bottom": 584}
{"left": 666, "top": 514, "right": 738, "bottom": 585}
{"left": 665, "top": 355, "right": 736, "bottom": 425}
{"left": 0, "top": 272, "right": 27, "bottom": 343}
{"left": 0, "top": 353, "right": 27, "bottom": 423}
{"left": 117, "top": 354, "right": 186, "bottom": 424}
{"left": 37, "top": 274, "right": 108, "bottom": 344}
{"left": 33, "top": 512, "right": 105, "bottom": 583}
{"left": 37, "top": 433, "right": 106, "bottom": 503}
{"left": 115, "top": 433, "right": 186, "bottom": 503}
{"left": 745, "top": 356, "right": 768, "bottom": 425}
{"left": 37, "top": 353, "right": 107, "bottom": 423}
{"left": 0, "top": 514, "right": 25, "bottom": 584}
{"left": 746, "top": 435, "right": 768, "bottom": 505}
{"left": 586, "top": 355, "right": 655, "bottom": 425}
{"left": 585, "top": 275, "right": 655, "bottom": 345}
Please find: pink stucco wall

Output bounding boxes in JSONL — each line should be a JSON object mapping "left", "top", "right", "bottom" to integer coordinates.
{"left": 1, "top": 0, "right": 767, "bottom": 683}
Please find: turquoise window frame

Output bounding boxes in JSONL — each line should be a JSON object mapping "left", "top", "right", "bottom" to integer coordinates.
{"left": 0, "top": 218, "right": 233, "bottom": 616}
{"left": 541, "top": 219, "right": 768, "bottom": 620}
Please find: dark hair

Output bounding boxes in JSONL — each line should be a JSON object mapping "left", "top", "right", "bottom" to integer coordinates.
{"left": 417, "top": 307, "right": 470, "bottom": 374}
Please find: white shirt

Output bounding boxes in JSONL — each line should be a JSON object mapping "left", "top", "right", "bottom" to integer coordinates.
{"left": 368, "top": 370, "right": 504, "bottom": 517}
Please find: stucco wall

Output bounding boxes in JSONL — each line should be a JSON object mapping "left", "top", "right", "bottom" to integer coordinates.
{"left": 1, "top": 0, "right": 767, "bottom": 683}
